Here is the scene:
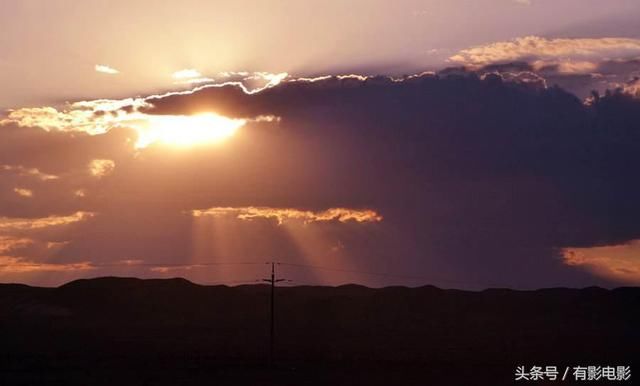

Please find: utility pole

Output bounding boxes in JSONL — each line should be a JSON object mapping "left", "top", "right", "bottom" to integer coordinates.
{"left": 263, "top": 261, "right": 285, "bottom": 366}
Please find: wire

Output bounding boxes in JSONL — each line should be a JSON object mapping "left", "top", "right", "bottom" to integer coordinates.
{"left": 278, "top": 261, "right": 427, "bottom": 280}
{"left": 277, "top": 261, "right": 514, "bottom": 288}
{"left": 205, "top": 279, "right": 263, "bottom": 286}
{"left": 90, "top": 261, "right": 266, "bottom": 267}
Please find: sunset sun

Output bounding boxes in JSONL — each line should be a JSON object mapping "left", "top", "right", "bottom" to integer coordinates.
{"left": 135, "top": 113, "right": 246, "bottom": 148}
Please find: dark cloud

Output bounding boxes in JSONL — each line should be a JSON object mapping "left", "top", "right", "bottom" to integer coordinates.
{"left": 2, "top": 71, "right": 640, "bottom": 288}
{"left": 141, "top": 73, "right": 640, "bottom": 286}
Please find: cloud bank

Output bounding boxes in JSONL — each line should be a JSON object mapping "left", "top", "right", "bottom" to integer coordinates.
{"left": 448, "top": 36, "right": 640, "bottom": 99}
{"left": 1, "top": 68, "right": 640, "bottom": 288}
{"left": 450, "top": 36, "right": 640, "bottom": 67}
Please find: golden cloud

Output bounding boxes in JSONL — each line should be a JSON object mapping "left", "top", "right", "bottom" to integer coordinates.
{"left": 562, "top": 241, "right": 640, "bottom": 285}
{"left": 0, "top": 256, "right": 93, "bottom": 273}
{"left": 0, "top": 236, "right": 33, "bottom": 254}
{"left": 13, "top": 188, "right": 33, "bottom": 198}
{"left": 88, "top": 159, "right": 115, "bottom": 177}
{"left": 2, "top": 165, "right": 59, "bottom": 181}
{"left": 0, "top": 212, "right": 94, "bottom": 232}
{"left": 192, "top": 206, "right": 383, "bottom": 225}
{"left": 1, "top": 98, "right": 151, "bottom": 134}
{"left": 450, "top": 36, "right": 640, "bottom": 71}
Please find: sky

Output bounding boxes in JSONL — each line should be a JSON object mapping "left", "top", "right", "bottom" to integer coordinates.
{"left": 1, "top": 0, "right": 640, "bottom": 288}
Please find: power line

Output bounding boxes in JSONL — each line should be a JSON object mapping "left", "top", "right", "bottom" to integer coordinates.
{"left": 276, "top": 261, "right": 515, "bottom": 288}
{"left": 91, "top": 261, "right": 266, "bottom": 267}
{"left": 279, "top": 262, "right": 430, "bottom": 280}
{"left": 200, "top": 279, "right": 262, "bottom": 286}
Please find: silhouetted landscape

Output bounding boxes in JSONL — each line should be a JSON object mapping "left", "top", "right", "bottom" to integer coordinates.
{"left": 1, "top": 277, "right": 637, "bottom": 385}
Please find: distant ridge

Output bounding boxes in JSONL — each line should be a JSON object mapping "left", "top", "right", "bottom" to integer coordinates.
{"left": 59, "top": 276, "right": 199, "bottom": 289}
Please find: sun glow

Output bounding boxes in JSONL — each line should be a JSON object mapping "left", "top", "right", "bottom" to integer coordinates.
{"left": 136, "top": 113, "right": 246, "bottom": 148}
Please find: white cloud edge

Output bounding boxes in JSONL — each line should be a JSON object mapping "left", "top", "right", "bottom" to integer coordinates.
{"left": 95, "top": 64, "right": 120, "bottom": 75}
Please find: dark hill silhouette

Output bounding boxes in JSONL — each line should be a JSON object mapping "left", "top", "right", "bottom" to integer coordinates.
{"left": 0, "top": 277, "right": 638, "bottom": 385}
